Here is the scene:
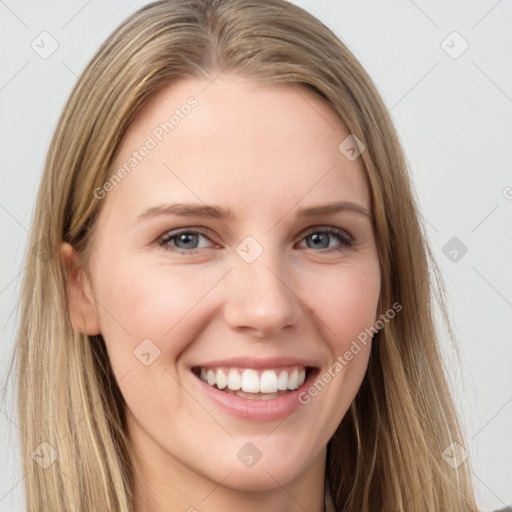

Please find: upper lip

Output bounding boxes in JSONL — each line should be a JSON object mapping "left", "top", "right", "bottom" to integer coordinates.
{"left": 191, "top": 356, "right": 320, "bottom": 370}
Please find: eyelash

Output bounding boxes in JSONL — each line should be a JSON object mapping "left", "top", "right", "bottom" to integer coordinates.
{"left": 156, "top": 227, "right": 355, "bottom": 255}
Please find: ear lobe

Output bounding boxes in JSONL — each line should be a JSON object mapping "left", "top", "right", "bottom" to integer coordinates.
{"left": 60, "top": 242, "right": 101, "bottom": 335}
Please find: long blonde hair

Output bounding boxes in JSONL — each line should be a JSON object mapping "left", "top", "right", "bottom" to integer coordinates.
{"left": 9, "top": 0, "right": 479, "bottom": 509}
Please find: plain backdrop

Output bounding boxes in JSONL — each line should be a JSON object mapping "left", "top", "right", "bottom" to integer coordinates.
{"left": 1, "top": 1, "right": 511, "bottom": 510}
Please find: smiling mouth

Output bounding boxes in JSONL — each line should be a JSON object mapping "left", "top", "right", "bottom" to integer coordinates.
{"left": 191, "top": 365, "right": 315, "bottom": 401}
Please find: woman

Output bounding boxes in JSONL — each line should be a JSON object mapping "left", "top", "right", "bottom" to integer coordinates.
{"left": 11, "top": 0, "right": 480, "bottom": 510}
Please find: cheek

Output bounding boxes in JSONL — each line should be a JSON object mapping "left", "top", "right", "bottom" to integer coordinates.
{"left": 303, "top": 261, "right": 380, "bottom": 351}
{"left": 92, "top": 261, "right": 226, "bottom": 368}
{"left": 285, "top": 261, "right": 379, "bottom": 450}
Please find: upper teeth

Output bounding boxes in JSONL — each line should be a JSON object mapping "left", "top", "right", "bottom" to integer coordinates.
{"left": 199, "top": 367, "right": 306, "bottom": 393}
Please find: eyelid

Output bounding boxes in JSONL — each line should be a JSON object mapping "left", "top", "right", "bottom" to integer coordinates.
{"left": 156, "top": 224, "right": 356, "bottom": 254}
{"left": 300, "top": 225, "right": 354, "bottom": 243}
{"left": 157, "top": 228, "right": 218, "bottom": 251}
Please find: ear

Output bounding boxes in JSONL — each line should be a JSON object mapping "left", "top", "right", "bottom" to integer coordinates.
{"left": 60, "top": 242, "right": 101, "bottom": 335}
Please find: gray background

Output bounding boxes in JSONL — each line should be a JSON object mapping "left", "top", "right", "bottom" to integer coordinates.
{"left": 1, "top": 1, "right": 511, "bottom": 510}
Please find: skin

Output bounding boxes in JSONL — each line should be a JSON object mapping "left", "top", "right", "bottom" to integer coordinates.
{"left": 61, "top": 74, "right": 381, "bottom": 512}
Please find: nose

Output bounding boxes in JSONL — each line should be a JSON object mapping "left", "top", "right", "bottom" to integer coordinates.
{"left": 222, "top": 248, "right": 302, "bottom": 338}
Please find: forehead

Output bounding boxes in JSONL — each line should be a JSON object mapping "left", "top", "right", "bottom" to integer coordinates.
{"left": 102, "top": 75, "right": 370, "bottom": 222}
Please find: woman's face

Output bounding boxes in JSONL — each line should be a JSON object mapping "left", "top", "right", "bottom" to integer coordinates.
{"left": 67, "top": 75, "right": 380, "bottom": 494}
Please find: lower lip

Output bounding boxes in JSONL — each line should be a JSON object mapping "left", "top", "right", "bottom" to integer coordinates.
{"left": 191, "top": 370, "right": 317, "bottom": 422}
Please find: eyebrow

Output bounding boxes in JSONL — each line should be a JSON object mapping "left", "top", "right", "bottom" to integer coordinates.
{"left": 134, "top": 200, "right": 373, "bottom": 224}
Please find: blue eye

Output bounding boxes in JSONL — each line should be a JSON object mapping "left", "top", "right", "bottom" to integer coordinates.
{"left": 157, "top": 227, "right": 354, "bottom": 255}
{"left": 157, "top": 230, "right": 214, "bottom": 254}
{"left": 299, "top": 228, "right": 354, "bottom": 251}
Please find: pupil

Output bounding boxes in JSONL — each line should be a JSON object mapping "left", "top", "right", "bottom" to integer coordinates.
{"left": 310, "top": 233, "right": 328, "bottom": 249}
{"left": 177, "top": 233, "right": 197, "bottom": 249}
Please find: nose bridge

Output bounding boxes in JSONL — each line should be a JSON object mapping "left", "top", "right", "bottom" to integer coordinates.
{"left": 223, "top": 237, "right": 301, "bottom": 335}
